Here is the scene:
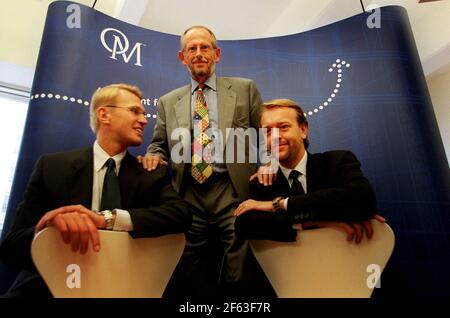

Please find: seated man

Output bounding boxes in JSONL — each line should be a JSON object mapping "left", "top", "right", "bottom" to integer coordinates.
{"left": 235, "top": 98, "right": 382, "bottom": 242}
{"left": 0, "top": 83, "right": 192, "bottom": 298}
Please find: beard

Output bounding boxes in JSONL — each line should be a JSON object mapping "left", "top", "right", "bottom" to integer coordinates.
{"left": 189, "top": 58, "right": 214, "bottom": 80}
{"left": 192, "top": 69, "right": 208, "bottom": 78}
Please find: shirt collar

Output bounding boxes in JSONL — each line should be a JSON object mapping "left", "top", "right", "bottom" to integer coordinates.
{"left": 190, "top": 73, "right": 217, "bottom": 95}
{"left": 93, "top": 141, "right": 127, "bottom": 173}
{"left": 280, "top": 151, "right": 308, "bottom": 181}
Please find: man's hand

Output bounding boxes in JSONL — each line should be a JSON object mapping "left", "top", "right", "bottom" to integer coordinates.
{"left": 137, "top": 154, "right": 168, "bottom": 171}
{"left": 35, "top": 205, "right": 105, "bottom": 254}
{"left": 234, "top": 199, "right": 274, "bottom": 216}
{"left": 249, "top": 165, "right": 278, "bottom": 186}
{"left": 294, "top": 214, "right": 386, "bottom": 244}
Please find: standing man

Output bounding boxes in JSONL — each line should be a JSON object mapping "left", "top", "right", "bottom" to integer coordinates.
{"left": 0, "top": 83, "right": 191, "bottom": 298}
{"left": 140, "top": 26, "right": 263, "bottom": 295}
{"left": 235, "top": 98, "right": 381, "bottom": 241}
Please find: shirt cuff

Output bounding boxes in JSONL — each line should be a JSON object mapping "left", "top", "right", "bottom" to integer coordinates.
{"left": 284, "top": 197, "right": 289, "bottom": 209}
{"left": 113, "top": 209, "right": 133, "bottom": 231}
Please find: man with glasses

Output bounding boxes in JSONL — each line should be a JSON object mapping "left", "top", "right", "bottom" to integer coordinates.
{"left": 0, "top": 83, "right": 191, "bottom": 298}
{"left": 139, "top": 26, "right": 266, "bottom": 296}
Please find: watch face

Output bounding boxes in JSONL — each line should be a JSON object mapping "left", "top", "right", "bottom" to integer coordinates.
{"left": 101, "top": 210, "right": 114, "bottom": 229}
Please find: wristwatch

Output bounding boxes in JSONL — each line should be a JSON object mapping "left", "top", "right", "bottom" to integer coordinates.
{"left": 99, "top": 209, "right": 116, "bottom": 230}
{"left": 272, "top": 196, "right": 284, "bottom": 212}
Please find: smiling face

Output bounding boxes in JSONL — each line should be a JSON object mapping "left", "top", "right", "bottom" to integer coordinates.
{"left": 178, "top": 27, "right": 221, "bottom": 83}
{"left": 109, "top": 89, "right": 147, "bottom": 147}
{"left": 97, "top": 89, "right": 148, "bottom": 153}
{"left": 261, "top": 106, "right": 308, "bottom": 169}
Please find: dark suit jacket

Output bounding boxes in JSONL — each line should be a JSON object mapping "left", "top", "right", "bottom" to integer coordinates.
{"left": 235, "top": 150, "right": 377, "bottom": 241}
{"left": 0, "top": 147, "right": 192, "bottom": 273}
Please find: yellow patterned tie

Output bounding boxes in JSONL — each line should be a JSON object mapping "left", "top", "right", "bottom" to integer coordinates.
{"left": 191, "top": 83, "right": 213, "bottom": 183}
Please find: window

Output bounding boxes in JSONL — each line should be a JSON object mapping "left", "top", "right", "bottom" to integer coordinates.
{"left": 0, "top": 86, "right": 29, "bottom": 233}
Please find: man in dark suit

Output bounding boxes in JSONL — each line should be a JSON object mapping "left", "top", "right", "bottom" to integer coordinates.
{"left": 139, "top": 25, "right": 262, "bottom": 295}
{"left": 0, "top": 83, "right": 191, "bottom": 298}
{"left": 235, "top": 98, "right": 382, "bottom": 242}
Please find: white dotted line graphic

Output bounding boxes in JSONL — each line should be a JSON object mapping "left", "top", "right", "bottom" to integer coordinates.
{"left": 30, "top": 93, "right": 90, "bottom": 106}
{"left": 305, "top": 58, "right": 350, "bottom": 117}
{"left": 31, "top": 59, "right": 350, "bottom": 120}
{"left": 30, "top": 92, "right": 158, "bottom": 119}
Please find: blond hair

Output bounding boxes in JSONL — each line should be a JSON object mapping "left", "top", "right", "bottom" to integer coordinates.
{"left": 89, "top": 83, "right": 143, "bottom": 133}
{"left": 262, "top": 98, "right": 310, "bottom": 149}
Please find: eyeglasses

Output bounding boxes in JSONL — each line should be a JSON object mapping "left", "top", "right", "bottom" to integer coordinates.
{"left": 104, "top": 105, "right": 150, "bottom": 119}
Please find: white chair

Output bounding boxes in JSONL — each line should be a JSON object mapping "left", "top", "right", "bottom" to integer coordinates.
{"left": 249, "top": 220, "right": 395, "bottom": 298}
{"left": 31, "top": 227, "right": 185, "bottom": 298}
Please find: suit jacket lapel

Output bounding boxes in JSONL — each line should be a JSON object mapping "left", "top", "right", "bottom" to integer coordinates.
{"left": 306, "top": 152, "right": 322, "bottom": 193}
{"left": 176, "top": 78, "right": 236, "bottom": 141}
{"left": 275, "top": 169, "right": 292, "bottom": 196}
{"left": 174, "top": 84, "right": 192, "bottom": 131}
{"left": 118, "top": 152, "right": 141, "bottom": 208}
{"left": 217, "top": 77, "right": 236, "bottom": 142}
{"left": 257, "top": 170, "right": 291, "bottom": 199}
{"left": 68, "top": 148, "right": 93, "bottom": 208}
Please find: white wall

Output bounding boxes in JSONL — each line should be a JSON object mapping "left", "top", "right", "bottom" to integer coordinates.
{"left": 427, "top": 67, "right": 450, "bottom": 166}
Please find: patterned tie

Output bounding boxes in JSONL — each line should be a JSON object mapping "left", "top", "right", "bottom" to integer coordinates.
{"left": 191, "top": 83, "right": 213, "bottom": 184}
{"left": 100, "top": 158, "right": 122, "bottom": 211}
{"left": 289, "top": 170, "right": 305, "bottom": 196}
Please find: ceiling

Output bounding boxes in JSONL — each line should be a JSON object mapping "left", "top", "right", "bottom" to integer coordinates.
{"left": 0, "top": 0, "right": 449, "bottom": 90}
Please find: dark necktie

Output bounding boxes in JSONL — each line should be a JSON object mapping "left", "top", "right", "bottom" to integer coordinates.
{"left": 100, "top": 158, "right": 122, "bottom": 211}
{"left": 289, "top": 170, "right": 305, "bottom": 196}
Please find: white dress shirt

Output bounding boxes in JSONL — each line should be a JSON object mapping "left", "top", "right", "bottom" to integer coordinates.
{"left": 92, "top": 141, "right": 133, "bottom": 231}
{"left": 279, "top": 151, "right": 308, "bottom": 209}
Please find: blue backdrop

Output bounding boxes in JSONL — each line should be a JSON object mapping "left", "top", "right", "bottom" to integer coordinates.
{"left": 2, "top": 1, "right": 449, "bottom": 298}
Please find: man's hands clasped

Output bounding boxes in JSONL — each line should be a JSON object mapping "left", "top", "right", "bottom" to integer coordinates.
{"left": 35, "top": 205, "right": 105, "bottom": 254}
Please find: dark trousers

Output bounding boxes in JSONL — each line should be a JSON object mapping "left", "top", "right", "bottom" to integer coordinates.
{"left": 1, "top": 270, "right": 52, "bottom": 298}
{"left": 164, "top": 172, "right": 275, "bottom": 298}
